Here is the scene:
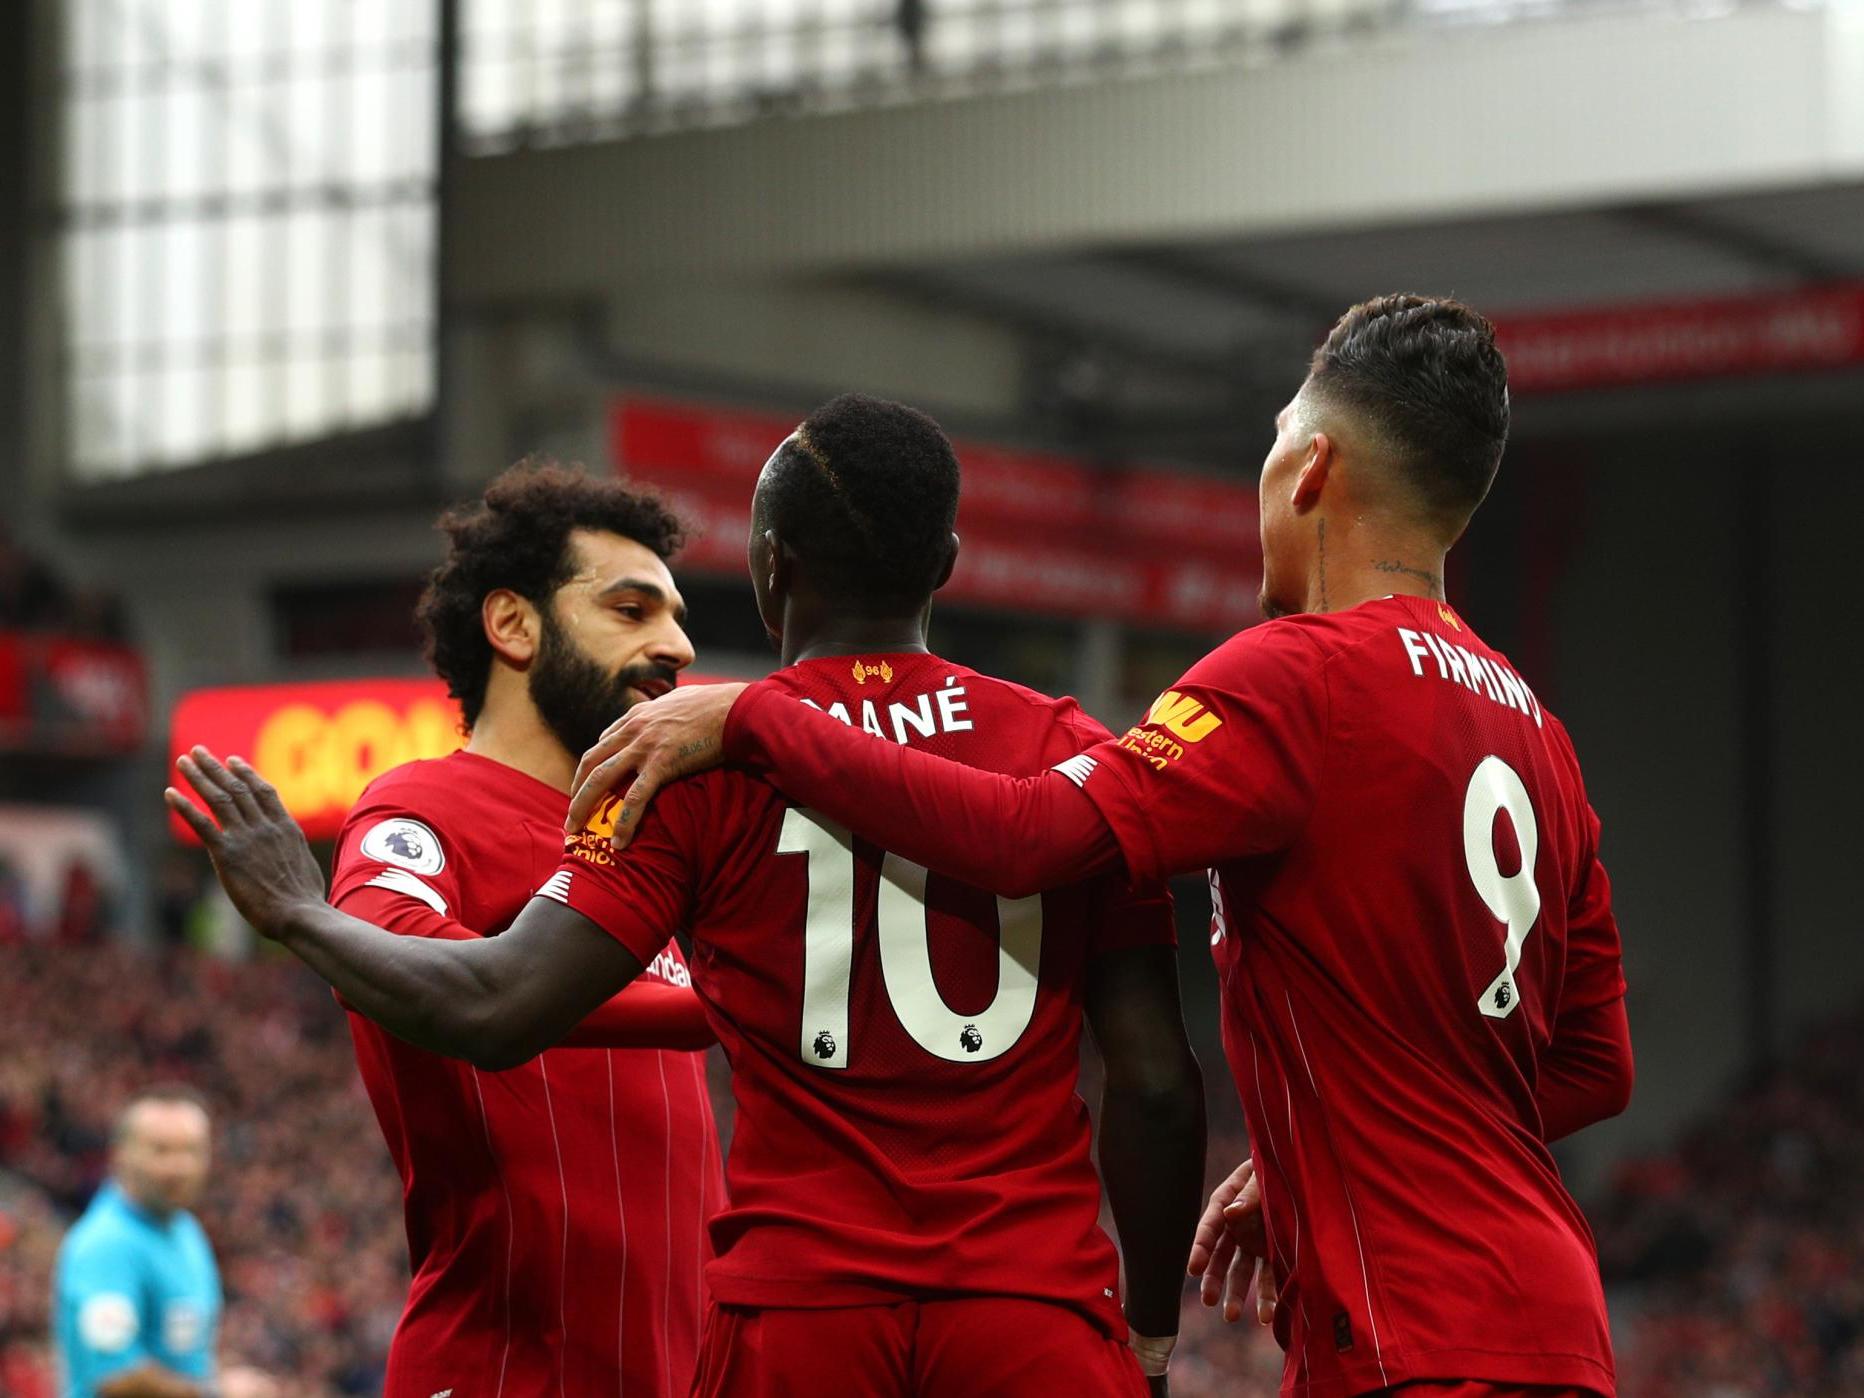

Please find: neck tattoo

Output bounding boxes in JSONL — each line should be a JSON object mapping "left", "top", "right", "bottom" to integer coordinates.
{"left": 1372, "top": 559, "right": 1445, "bottom": 596}
{"left": 1317, "top": 518, "right": 1330, "bottom": 611}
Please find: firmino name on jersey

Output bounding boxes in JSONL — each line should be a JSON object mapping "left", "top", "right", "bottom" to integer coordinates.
{"left": 1397, "top": 627, "right": 1543, "bottom": 726}
{"left": 800, "top": 674, "right": 975, "bottom": 746}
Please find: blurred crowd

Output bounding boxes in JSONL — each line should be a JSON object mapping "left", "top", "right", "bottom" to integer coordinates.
{"left": 1596, "top": 1002, "right": 1864, "bottom": 1397}
{"left": 0, "top": 944, "right": 403, "bottom": 1395}
{"left": 1, "top": 933, "right": 1859, "bottom": 1395}
{"left": 0, "top": 527, "right": 127, "bottom": 642}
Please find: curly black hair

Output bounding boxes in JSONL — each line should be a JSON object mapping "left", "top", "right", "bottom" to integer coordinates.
{"left": 417, "top": 459, "right": 686, "bottom": 728}
{"left": 760, "top": 393, "right": 960, "bottom": 611}
{"left": 1308, "top": 294, "right": 1511, "bottom": 522}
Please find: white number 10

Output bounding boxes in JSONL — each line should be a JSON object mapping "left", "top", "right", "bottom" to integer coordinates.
{"left": 778, "top": 807, "right": 1044, "bottom": 1069}
{"left": 1464, "top": 756, "right": 1541, "bottom": 1020}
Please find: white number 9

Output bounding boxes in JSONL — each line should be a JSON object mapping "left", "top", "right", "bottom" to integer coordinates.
{"left": 1464, "top": 755, "right": 1541, "bottom": 1020}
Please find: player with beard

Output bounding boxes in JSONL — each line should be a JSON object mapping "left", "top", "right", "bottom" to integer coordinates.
{"left": 287, "top": 463, "right": 724, "bottom": 1397}
{"left": 170, "top": 399, "right": 1207, "bottom": 1397}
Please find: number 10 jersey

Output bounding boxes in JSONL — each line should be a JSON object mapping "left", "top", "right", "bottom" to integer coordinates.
{"left": 544, "top": 652, "right": 1177, "bottom": 1337}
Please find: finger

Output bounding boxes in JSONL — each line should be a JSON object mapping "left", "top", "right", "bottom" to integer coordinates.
{"left": 226, "top": 756, "right": 291, "bottom": 823}
{"left": 178, "top": 753, "right": 241, "bottom": 824}
{"left": 569, "top": 756, "right": 636, "bottom": 837}
{"left": 568, "top": 745, "right": 640, "bottom": 834}
{"left": 1188, "top": 1189, "right": 1235, "bottom": 1275}
{"left": 1199, "top": 1225, "right": 1238, "bottom": 1308}
{"left": 569, "top": 728, "right": 633, "bottom": 822}
{"left": 165, "top": 788, "right": 221, "bottom": 845}
{"left": 1255, "top": 1256, "right": 1279, "bottom": 1326}
{"left": 1221, "top": 1240, "right": 1254, "bottom": 1323}
{"left": 610, "top": 762, "right": 669, "bottom": 851}
{"left": 190, "top": 746, "right": 262, "bottom": 823}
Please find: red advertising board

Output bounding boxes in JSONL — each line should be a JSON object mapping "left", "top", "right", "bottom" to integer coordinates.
{"left": 169, "top": 678, "right": 466, "bottom": 842}
{"left": 612, "top": 396, "right": 1262, "bottom": 631}
{"left": 1496, "top": 283, "right": 1864, "bottom": 393}
{"left": 0, "top": 630, "right": 149, "bottom": 756}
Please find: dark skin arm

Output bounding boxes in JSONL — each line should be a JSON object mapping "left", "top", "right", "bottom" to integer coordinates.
{"left": 1085, "top": 944, "right": 1205, "bottom": 1390}
{"left": 168, "top": 748, "right": 643, "bottom": 1071}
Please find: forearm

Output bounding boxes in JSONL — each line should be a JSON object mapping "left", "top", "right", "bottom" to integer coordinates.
{"left": 1099, "top": 1059, "right": 1208, "bottom": 1337}
{"left": 726, "top": 685, "right": 1121, "bottom": 895}
{"left": 279, "top": 900, "right": 549, "bottom": 1068}
{"left": 1537, "top": 995, "right": 1634, "bottom": 1141}
{"left": 561, "top": 980, "right": 716, "bottom": 1051}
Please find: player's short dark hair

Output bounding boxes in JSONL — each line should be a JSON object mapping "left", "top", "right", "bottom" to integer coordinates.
{"left": 115, "top": 1084, "right": 211, "bottom": 1142}
{"left": 418, "top": 459, "right": 686, "bottom": 728}
{"left": 1307, "top": 294, "right": 1510, "bottom": 522}
{"left": 761, "top": 394, "right": 960, "bottom": 611}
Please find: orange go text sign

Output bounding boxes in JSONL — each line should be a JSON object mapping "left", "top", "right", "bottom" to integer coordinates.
{"left": 168, "top": 678, "right": 464, "bottom": 844}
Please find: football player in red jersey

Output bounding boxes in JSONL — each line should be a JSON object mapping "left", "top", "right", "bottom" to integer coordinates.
{"left": 171, "top": 397, "right": 1207, "bottom": 1398}
{"left": 562, "top": 297, "right": 1636, "bottom": 1398}
{"left": 184, "top": 463, "right": 727, "bottom": 1398}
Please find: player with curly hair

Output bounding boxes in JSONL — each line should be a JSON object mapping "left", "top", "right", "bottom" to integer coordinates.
{"left": 255, "top": 462, "right": 724, "bottom": 1398}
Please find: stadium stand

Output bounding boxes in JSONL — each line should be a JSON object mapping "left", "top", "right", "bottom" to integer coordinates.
{"left": 1598, "top": 1004, "right": 1864, "bottom": 1397}
{"left": 0, "top": 945, "right": 404, "bottom": 1395}
{"left": 6, "top": 933, "right": 1858, "bottom": 1396}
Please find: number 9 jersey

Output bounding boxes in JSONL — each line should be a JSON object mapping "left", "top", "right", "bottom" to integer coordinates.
{"left": 1065, "top": 595, "right": 1627, "bottom": 1397}
{"left": 542, "top": 652, "right": 1177, "bottom": 1339}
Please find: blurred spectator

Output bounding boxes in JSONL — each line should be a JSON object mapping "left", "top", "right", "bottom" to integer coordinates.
{"left": 0, "top": 945, "right": 403, "bottom": 1396}
{"left": 51, "top": 1086, "right": 280, "bottom": 1397}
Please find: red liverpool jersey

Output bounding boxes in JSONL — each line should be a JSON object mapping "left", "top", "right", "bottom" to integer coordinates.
{"left": 541, "top": 652, "right": 1176, "bottom": 1336}
{"left": 329, "top": 751, "right": 726, "bottom": 1398}
{"left": 1066, "top": 596, "right": 1624, "bottom": 1396}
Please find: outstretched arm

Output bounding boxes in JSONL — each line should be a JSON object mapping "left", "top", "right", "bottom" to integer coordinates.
{"left": 568, "top": 682, "right": 1122, "bottom": 896}
{"left": 169, "top": 749, "right": 643, "bottom": 1069}
{"left": 333, "top": 883, "right": 714, "bottom": 1051}
{"left": 570, "top": 629, "right": 1323, "bottom": 893}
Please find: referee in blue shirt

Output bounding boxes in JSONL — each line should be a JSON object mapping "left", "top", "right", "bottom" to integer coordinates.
{"left": 51, "top": 1086, "right": 277, "bottom": 1398}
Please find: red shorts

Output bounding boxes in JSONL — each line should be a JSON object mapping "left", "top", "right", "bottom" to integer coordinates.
{"left": 691, "top": 1297, "right": 1148, "bottom": 1398}
{"left": 1386, "top": 1384, "right": 1608, "bottom": 1398}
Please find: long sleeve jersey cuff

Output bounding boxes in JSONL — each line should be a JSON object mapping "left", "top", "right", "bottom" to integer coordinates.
{"left": 1537, "top": 993, "right": 1634, "bottom": 1141}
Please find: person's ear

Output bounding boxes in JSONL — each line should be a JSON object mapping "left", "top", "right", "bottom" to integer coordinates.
{"left": 483, "top": 589, "right": 540, "bottom": 667}
{"left": 1290, "top": 433, "right": 1333, "bottom": 515}
{"left": 765, "top": 530, "right": 792, "bottom": 601}
{"left": 932, "top": 532, "right": 960, "bottom": 591}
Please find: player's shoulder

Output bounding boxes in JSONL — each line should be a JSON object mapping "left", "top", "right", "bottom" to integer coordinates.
{"left": 334, "top": 754, "right": 489, "bottom": 871}
{"left": 951, "top": 664, "right": 1113, "bottom": 745}
{"left": 1177, "top": 614, "right": 1340, "bottom": 691}
{"left": 343, "top": 752, "right": 519, "bottom": 836}
{"left": 351, "top": 752, "right": 474, "bottom": 812}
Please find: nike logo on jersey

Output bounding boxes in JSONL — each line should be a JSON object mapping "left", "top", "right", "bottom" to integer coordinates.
{"left": 364, "top": 867, "right": 449, "bottom": 916}
{"left": 1397, "top": 627, "right": 1543, "bottom": 727}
